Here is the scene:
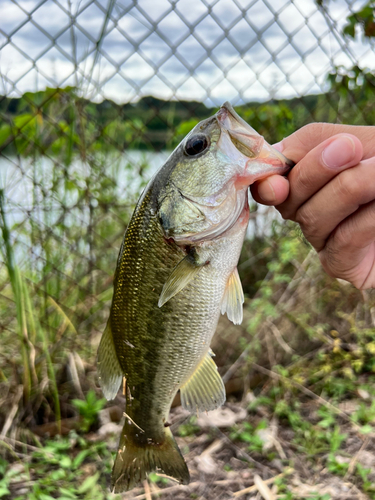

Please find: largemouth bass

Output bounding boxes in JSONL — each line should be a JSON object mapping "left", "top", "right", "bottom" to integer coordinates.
{"left": 97, "top": 102, "right": 293, "bottom": 492}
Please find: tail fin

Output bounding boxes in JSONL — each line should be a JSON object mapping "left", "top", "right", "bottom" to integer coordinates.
{"left": 111, "top": 420, "right": 190, "bottom": 493}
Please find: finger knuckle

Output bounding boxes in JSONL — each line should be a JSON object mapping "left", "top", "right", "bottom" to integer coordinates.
{"left": 299, "top": 123, "right": 320, "bottom": 136}
{"left": 299, "top": 123, "right": 336, "bottom": 144}
{"left": 366, "top": 205, "right": 375, "bottom": 225}
{"left": 333, "top": 170, "right": 361, "bottom": 200}
{"left": 295, "top": 205, "right": 319, "bottom": 236}
{"left": 320, "top": 226, "right": 350, "bottom": 269}
{"left": 318, "top": 250, "right": 337, "bottom": 278}
{"left": 278, "top": 206, "right": 294, "bottom": 221}
{"left": 297, "top": 165, "right": 315, "bottom": 192}
{"left": 319, "top": 123, "right": 340, "bottom": 143}
{"left": 331, "top": 223, "right": 349, "bottom": 250}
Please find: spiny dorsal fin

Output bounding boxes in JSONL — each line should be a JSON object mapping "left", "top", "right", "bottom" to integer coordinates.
{"left": 221, "top": 267, "right": 244, "bottom": 325}
{"left": 180, "top": 350, "right": 225, "bottom": 413}
{"left": 158, "top": 254, "right": 204, "bottom": 307}
{"left": 97, "top": 320, "right": 123, "bottom": 400}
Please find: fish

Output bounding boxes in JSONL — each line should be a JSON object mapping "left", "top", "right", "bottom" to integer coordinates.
{"left": 97, "top": 102, "right": 294, "bottom": 493}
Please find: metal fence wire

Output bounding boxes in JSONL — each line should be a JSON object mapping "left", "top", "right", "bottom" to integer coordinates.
{"left": 0, "top": 0, "right": 374, "bottom": 407}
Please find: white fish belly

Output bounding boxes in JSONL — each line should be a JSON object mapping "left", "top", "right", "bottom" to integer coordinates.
{"left": 153, "top": 213, "right": 248, "bottom": 418}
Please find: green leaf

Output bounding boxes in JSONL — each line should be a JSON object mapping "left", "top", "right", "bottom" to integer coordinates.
{"left": 72, "top": 399, "right": 86, "bottom": 411}
{"left": 60, "top": 456, "right": 73, "bottom": 469}
{"left": 343, "top": 23, "right": 355, "bottom": 38}
{"left": 50, "top": 469, "right": 66, "bottom": 480}
{"left": 360, "top": 424, "right": 373, "bottom": 434}
{"left": 0, "top": 486, "right": 10, "bottom": 498}
{"left": 72, "top": 449, "right": 90, "bottom": 469}
{"left": 77, "top": 472, "right": 100, "bottom": 494}
{"left": 58, "top": 487, "right": 78, "bottom": 499}
{"left": 0, "top": 125, "right": 12, "bottom": 147}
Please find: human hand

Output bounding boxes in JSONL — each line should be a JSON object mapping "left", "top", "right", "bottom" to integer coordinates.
{"left": 251, "top": 123, "right": 375, "bottom": 289}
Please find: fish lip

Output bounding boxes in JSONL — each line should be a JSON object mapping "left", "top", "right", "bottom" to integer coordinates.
{"left": 218, "top": 102, "right": 258, "bottom": 135}
{"left": 217, "top": 102, "right": 295, "bottom": 173}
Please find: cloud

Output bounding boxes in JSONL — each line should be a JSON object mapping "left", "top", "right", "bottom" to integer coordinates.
{"left": 0, "top": 0, "right": 372, "bottom": 104}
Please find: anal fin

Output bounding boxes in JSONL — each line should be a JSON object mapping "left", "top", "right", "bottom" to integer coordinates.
{"left": 180, "top": 350, "right": 225, "bottom": 413}
{"left": 97, "top": 320, "right": 123, "bottom": 400}
{"left": 221, "top": 267, "right": 244, "bottom": 325}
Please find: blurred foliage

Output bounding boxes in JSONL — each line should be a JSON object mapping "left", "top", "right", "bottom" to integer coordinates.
{"left": 343, "top": 0, "right": 375, "bottom": 39}
{"left": 0, "top": 90, "right": 210, "bottom": 156}
{"left": 0, "top": 433, "right": 118, "bottom": 500}
{"left": 72, "top": 390, "right": 106, "bottom": 433}
{"left": 326, "top": 0, "right": 375, "bottom": 125}
{"left": 1, "top": 83, "right": 374, "bottom": 159}
{"left": 177, "top": 417, "right": 200, "bottom": 438}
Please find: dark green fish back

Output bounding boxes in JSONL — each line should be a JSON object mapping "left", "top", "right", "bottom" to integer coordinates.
{"left": 110, "top": 185, "right": 184, "bottom": 434}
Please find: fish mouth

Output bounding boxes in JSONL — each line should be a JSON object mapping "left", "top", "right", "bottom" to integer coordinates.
{"left": 216, "top": 102, "right": 294, "bottom": 174}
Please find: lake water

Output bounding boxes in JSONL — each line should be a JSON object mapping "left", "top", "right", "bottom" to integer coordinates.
{"left": 0, "top": 151, "right": 168, "bottom": 210}
{"left": 0, "top": 151, "right": 283, "bottom": 238}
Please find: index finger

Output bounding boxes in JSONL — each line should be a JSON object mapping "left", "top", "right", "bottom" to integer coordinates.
{"left": 279, "top": 123, "right": 374, "bottom": 163}
{"left": 278, "top": 132, "right": 363, "bottom": 220}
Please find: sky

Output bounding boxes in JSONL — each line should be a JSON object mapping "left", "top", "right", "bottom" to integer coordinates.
{"left": 0, "top": 0, "right": 373, "bottom": 106}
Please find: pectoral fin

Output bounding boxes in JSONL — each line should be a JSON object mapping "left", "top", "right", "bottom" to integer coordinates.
{"left": 221, "top": 267, "right": 244, "bottom": 325}
{"left": 180, "top": 350, "right": 225, "bottom": 413}
{"left": 97, "top": 320, "right": 123, "bottom": 400}
{"left": 158, "top": 254, "right": 204, "bottom": 307}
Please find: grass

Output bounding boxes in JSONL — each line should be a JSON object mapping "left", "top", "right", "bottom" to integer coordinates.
{"left": 72, "top": 390, "right": 107, "bottom": 433}
{"left": 0, "top": 433, "right": 118, "bottom": 500}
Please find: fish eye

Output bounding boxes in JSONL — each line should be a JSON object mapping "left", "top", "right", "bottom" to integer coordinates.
{"left": 185, "top": 134, "right": 210, "bottom": 156}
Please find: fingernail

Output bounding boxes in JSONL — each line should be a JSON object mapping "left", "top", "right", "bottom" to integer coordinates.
{"left": 322, "top": 136, "right": 356, "bottom": 169}
{"left": 258, "top": 179, "right": 276, "bottom": 203}
{"left": 272, "top": 140, "right": 284, "bottom": 152}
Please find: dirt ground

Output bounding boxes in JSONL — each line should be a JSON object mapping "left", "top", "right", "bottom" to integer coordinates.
{"left": 96, "top": 397, "right": 375, "bottom": 500}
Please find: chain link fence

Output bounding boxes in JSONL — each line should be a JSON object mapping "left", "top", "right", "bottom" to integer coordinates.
{"left": 0, "top": 0, "right": 374, "bottom": 425}
{"left": 1, "top": 0, "right": 373, "bottom": 102}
